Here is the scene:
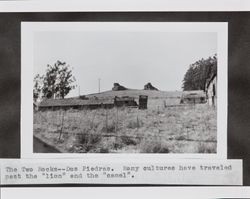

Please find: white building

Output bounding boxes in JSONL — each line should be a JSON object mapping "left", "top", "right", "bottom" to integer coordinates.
{"left": 206, "top": 74, "right": 217, "bottom": 106}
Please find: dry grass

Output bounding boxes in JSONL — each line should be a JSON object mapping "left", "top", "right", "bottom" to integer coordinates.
{"left": 34, "top": 99, "right": 217, "bottom": 154}
{"left": 139, "top": 137, "right": 170, "bottom": 153}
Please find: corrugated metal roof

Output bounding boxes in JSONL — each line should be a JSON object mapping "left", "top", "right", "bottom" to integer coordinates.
{"left": 39, "top": 98, "right": 114, "bottom": 107}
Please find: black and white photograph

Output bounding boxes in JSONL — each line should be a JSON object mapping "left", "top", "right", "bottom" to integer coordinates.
{"left": 21, "top": 22, "right": 227, "bottom": 157}
{"left": 2, "top": 0, "right": 250, "bottom": 192}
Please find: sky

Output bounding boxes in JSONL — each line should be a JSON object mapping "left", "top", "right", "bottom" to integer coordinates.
{"left": 34, "top": 31, "right": 217, "bottom": 97}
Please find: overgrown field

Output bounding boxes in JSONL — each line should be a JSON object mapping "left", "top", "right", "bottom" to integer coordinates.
{"left": 33, "top": 100, "right": 217, "bottom": 153}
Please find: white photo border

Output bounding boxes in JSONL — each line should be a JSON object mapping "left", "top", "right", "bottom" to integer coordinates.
{"left": 0, "top": 0, "right": 249, "bottom": 12}
{"left": 21, "top": 22, "right": 228, "bottom": 159}
{"left": 2, "top": 187, "right": 250, "bottom": 199}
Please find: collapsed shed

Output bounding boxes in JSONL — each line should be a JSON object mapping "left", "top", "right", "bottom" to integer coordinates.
{"left": 114, "top": 96, "right": 138, "bottom": 107}
{"left": 180, "top": 90, "right": 207, "bottom": 104}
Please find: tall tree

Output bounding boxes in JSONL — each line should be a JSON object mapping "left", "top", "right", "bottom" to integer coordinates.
{"left": 33, "top": 74, "right": 43, "bottom": 103}
{"left": 33, "top": 60, "right": 76, "bottom": 101}
{"left": 182, "top": 54, "right": 217, "bottom": 91}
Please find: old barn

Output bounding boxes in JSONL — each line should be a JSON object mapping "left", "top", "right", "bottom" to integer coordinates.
{"left": 38, "top": 95, "right": 141, "bottom": 111}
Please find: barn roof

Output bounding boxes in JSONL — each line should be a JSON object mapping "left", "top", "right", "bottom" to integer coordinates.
{"left": 39, "top": 97, "right": 114, "bottom": 107}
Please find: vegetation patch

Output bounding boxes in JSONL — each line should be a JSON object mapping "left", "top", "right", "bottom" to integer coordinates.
{"left": 34, "top": 102, "right": 217, "bottom": 154}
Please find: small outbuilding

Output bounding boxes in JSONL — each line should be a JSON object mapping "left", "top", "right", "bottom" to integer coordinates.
{"left": 139, "top": 95, "right": 148, "bottom": 109}
{"left": 114, "top": 96, "right": 138, "bottom": 107}
{"left": 180, "top": 90, "right": 207, "bottom": 104}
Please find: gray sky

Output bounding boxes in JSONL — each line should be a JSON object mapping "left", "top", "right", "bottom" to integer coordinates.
{"left": 34, "top": 31, "right": 217, "bottom": 97}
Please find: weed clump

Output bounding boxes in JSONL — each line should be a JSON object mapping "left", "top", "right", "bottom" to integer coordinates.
{"left": 140, "top": 138, "right": 170, "bottom": 153}
{"left": 99, "top": 147, "right": 110, "bottom": 153}
{"left": 126, "top": 117, "right": 142, "bottom": 129}
{"left": 120, "top": 135, "right": 137, "bottom": 145}
{"left": 76, "top": 131, "right": 102, "bottom": 152}
{"left": 197, "top": 142, "right": 216, "bottom": 153}
{"left": 175, "top": 135, "right": 186, "bottom": 141}
{"left": 102, "top": 120, "right": 118, "bottom": 133}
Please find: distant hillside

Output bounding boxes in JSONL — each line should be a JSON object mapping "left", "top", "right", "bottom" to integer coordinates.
{"left": 84, "top": 89, "right": 183, "bottom": 99}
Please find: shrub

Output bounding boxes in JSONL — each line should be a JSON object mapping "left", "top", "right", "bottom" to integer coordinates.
{"left": 127, "top": 117, "right": 142, "bottom": 129}
{"left": 120, "top": 135, "right": 137, "bottom": 146}
{"left": 175, "top": 135, "right": 186, "bottom": 141}
{"left": 102, "top": 121, "right": 118, "bottom": 133}
{"left": 112, "top": 140, "right": 124, "bottom": 150}
{"left": 140, "top": 138, "right": 170, "bottom": 153}
{"left": 99, "top": 147, "right": 109, "bottom": 153}
{"left": 77, "top": 131, "right": 102, "bottom": 152}
{"left": 197, "top": 142, "right": 216, "bottom": 153}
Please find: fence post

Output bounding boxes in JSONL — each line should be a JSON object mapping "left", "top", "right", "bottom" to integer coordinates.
{"left": 137, "top": 115, "right": 139, "bottom": 128}
{"left": 58, "top": 110, "right": 65, "bottom": 141}
{"left": 115, "top": 107, "right": 118, "bottom": 133}
{"left": 105, "top": 109, "right": 108, "bottom": 133}
{"left": 136, "top": 109, "right": 140, "bottom": 128}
